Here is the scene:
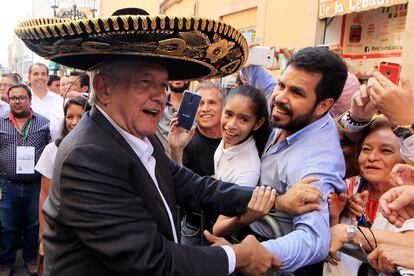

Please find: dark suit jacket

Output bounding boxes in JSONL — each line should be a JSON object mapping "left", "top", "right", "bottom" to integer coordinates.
{"left": 42, "top": 107, "right": 252, "bottom": 276}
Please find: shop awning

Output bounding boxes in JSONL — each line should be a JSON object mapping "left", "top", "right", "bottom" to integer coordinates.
{"left": 319, "top": 0, "right": 409, "bottom": 18}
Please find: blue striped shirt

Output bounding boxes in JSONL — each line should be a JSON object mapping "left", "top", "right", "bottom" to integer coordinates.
{"left": 0, "top": 111, "right": 51, "bottom": 182}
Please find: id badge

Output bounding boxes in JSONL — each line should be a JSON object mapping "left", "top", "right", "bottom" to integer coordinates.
{"left": 16, "top": 146, "right": 35, "bottom": 174}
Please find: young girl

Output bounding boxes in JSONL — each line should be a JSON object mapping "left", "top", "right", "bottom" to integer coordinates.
{"left": 213, "top": 85, "right": 275, "bottom": 237}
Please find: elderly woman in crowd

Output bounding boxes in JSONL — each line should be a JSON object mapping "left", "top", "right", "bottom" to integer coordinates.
{"left": 325, "top": 116, "right": 414, "bottom": 275}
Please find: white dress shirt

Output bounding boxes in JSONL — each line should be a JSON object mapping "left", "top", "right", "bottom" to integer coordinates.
{"left": 0, "top": 99, "right": 10, "bottom": 116}
{"left": 31, "top": 90, "right": 64, "bottom": 140}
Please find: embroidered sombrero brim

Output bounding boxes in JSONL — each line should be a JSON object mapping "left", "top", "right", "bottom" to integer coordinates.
{"left": 15, "top": 15, "right": 248, "bottom": 80}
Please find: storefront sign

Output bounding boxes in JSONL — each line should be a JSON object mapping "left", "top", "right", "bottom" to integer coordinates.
{"left": 319, "top": 0, "right": 408, "bottom": 18}
{"left": 341, "top": 4, "right": 407, "bottom": 59}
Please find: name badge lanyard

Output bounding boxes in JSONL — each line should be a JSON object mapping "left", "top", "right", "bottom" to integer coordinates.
{"left": 10, "top": 115, "right": 33, "bottom": 146}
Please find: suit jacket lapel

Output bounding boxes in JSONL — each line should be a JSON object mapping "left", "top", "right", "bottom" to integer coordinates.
{"left": 90, "top": 107, "right": 177, "bottom": 240}
{"left": 150, "top": 136, "right": 177, "bottom": 221}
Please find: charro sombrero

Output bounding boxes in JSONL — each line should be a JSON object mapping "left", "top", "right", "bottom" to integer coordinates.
{"left": 14, "top": 8, "right": 248, "bottom": 80}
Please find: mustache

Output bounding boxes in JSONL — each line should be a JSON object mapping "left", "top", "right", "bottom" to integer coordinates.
{"left": 272, "top": 101, "right": 292, "bottom": 115}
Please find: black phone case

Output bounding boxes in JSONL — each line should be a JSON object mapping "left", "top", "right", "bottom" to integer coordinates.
{"left": 177, "top": 90, "right": 202, "bottom": 130}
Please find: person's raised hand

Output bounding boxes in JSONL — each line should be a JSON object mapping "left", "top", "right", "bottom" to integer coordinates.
{"left": 168, "top": 115, "right": 196, "bottom": 150}
{"left": 328, "top": 191, "right": 348, "bottom": 226}
{"left": 275, "top": 46, "right": 294, "bottom": 60}
{"left": 379, "top": 185, "right": 414, "bottom": 227}
{"left": 350, "top": 84, "right": 377, "bottom": 123}
{"left": 391, "top": 163, "right": 414, "bottom": 186}
{"left": 238, "top": 186, "right": 276, "bottom": 225}
{"left": 347, "top": 190, "right": 369, "bottom": 219}
{"left": 368, "top": 72, "right": 414, "bottom": 125}
{"left": 275, "top": 176, "right": 323, "bottom": 214}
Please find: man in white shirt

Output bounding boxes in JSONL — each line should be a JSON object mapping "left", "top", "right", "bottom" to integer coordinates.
{"left": 28, "top": 63, "right": 64, "bottom": 140}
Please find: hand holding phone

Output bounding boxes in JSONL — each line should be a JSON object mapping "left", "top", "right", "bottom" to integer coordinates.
{"left": 177, "top": 90, "right": 202, "bottom": 130}
{"left": 378, "top": 61, "right": 401, "bottom": 85}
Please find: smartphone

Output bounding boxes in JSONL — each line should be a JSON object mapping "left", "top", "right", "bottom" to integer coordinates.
{"left": 177, "top": 90, "right": 202, "bottom": 130}
{"left": 316, "top": 44, "right": 329, "bottom": 50}
{"left": 247, "top": 46, "right": 275, "bottom": 67}
{"left": 378, "top": 61, "right": 401, "bottom": 84}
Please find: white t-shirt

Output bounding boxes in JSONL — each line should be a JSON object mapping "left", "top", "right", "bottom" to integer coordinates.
{"left": 214, "top": 135, "right": 260, "bottom": 188}
{"left": 35, "top": 142, "right": 58, "bottom": 179}
{"left": 31, "top": 90, "right": 64, "bottom": 140}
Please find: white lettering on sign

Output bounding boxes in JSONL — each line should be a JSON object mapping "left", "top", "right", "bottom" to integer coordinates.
{"left": 335, "top": 1, "right": 344, "bottom": 13}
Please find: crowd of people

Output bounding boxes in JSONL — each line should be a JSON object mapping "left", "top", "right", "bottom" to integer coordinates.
{"left": 1, "top": 7, "right": 414, "bottom": 276}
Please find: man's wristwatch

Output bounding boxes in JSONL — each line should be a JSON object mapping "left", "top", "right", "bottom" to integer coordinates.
{"left": 346, "top": 224, "right": 357, "bottom": 243}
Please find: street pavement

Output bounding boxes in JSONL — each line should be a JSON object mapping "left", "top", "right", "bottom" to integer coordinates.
{"left": 11, "top": 249, "right": 30, "bottom": 276}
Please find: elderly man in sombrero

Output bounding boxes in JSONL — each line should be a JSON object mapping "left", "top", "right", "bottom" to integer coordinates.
{"left": 11, "top": 8, "right": 322, "bottom": 276}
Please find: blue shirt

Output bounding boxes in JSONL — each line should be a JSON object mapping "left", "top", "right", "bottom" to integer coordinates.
{"left": 254, "top": 114, "right": 346, "bottom": 272}
{"left": 243, "top": 65, "right": 346, "bottom": 272}
{"left": 241, "top": 65, "right": 277, "bottom": 102}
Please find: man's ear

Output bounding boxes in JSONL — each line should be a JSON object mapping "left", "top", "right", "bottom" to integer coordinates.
{"left": 81, "top": 85, "right": 89, "bottom": 93}
{"left": 314, "top": 98, "right": 334, "bottom": 117}
{"left": 93, "top": 74, "right": 111, "bottom": 104}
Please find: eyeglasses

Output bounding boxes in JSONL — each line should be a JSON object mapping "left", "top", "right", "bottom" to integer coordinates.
{"left": 9, "top": 96, "right": 28, "bottom": 102}
{"left": 0, "top": 83, "right": 13, "bottom": 89}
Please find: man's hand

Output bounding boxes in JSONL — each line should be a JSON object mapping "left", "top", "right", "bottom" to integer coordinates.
{"left": 167, "top": 115, "right": 195, "bottom": 164}
{"left": 275, "top": 176, "right": 323, "bottom": 214}
{"left": 379, "top": 185, "right": 414, "bottom": 227}
{"left": 204, "top": 231, "right": 280, "bottom": 276}
{"left": 368, "top": 243, "right": 414, "bottom": 273}
{"left": 238, "top": 186, "right": 276, "bottom": 225}
{"left": 350, "top": 84, "right": 377, "bottom": 122}
{"left": 233, "top": 235, "right": 280, "bottom": 276}
{"left": 347, "top": 190, "right": 369, "bottom": 219}
{"left": 368, "top": 72, "right": 414, "bottom": 125}
{"left": 391, "top": 163, "right": 414, "bottom": 186}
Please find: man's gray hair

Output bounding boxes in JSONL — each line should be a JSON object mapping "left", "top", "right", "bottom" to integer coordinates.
{"left": 88, "top": 61, "right": 132, "bottom": 106}
{"left": 195, "top": 81, "right": 224, "bottom": 98}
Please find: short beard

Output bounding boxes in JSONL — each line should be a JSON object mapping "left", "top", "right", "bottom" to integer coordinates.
{"left": 271, "top": 101, "right": 317, "bottom": 133}
{"left": 169, "top": 81, "right": 190, "bottom": 93}
{"left": 272, "top": 111, "right": 314, "bottom": 133}
{"left": 12, "top": 110, "right": 29, "bottom": 118}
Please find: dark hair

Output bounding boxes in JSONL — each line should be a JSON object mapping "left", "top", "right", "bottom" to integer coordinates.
{"left": 224, "top": 85, "right": 271, "bottom": 156}
{"left": 7, "top": 83, "right": 32, "bottom": 99}
{"left": 28, "top": 63, "right": 49, "bottom": 75}
{"left": 55, "top": 96, "right": 91, "bottom": 146}
{"left": 287, "top": 47, "right": 348, "bottom": 104}
{"left": 2, "top": 73, "right": 19, "bottom": 83}
{"left": 69, "top": 71, "right": 90, "bottom": 91}
{"left": 47, "top": 74, "right": 61, "bottom": 86}
{"left": 13, "top": 73, "right": 22, "bottom": 83}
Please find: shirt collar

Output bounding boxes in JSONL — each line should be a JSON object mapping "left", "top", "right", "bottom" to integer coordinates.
{"left": 95, "top": 105, "right": 154, "bottom": 159}
{"left": 274, "top": 112, "right": 332, "bottom": 146}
